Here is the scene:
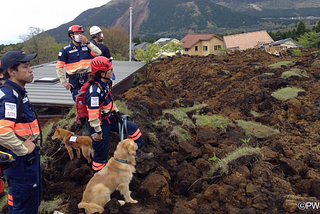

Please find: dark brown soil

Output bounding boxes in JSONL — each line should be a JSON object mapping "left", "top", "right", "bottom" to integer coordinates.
{"left": 4, "top": 47, "right": 320, "bottom": 214}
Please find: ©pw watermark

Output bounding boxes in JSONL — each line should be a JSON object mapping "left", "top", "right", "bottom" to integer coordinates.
{"left": 298, "top": 201, "right": 320, "bottom": 210}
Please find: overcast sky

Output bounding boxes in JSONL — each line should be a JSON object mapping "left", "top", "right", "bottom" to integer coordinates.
{"left": 0, "top": 0, "right": 111, "bottom": 45}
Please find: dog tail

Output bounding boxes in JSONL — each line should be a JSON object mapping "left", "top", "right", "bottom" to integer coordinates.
{"left": 78, "top": 202, "right": 104, "bottom": 214}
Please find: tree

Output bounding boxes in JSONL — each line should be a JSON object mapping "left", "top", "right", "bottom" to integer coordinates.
{"left": 19, "top": 27, "right": 58, "bottom": 65}
{"left": 132, "top": 37, "right": 141, "bottom": 44}
{"left": 161, "top": 41, "right": 183, "bottom": 55}
{"left": 297, "top": 31, "right": 320, "bottom": 49}
{"left": 296, "top": 21, "right": 307, "bottom": 37}
{"left": 101, "top": 26, "right": 129, "bottom": 60}
{"left": 315, "top": 21, "right": 320, "bottom": 33}
{"left": 135, "top": 43, "right": 161, "bottom": 79}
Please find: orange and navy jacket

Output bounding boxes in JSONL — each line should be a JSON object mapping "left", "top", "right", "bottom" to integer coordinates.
{"left": 0, "top": 80, "right": 40, "bottom": 156}
{"left": 56, "top": 42, "right": 101, "bottom": 83}
{"left": 85, "top": 79, "right": 119, "bottom": 133}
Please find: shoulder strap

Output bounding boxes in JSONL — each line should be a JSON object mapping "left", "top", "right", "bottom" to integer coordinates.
{"left": 0, "top": 84, "right": 24, "bottom": 120}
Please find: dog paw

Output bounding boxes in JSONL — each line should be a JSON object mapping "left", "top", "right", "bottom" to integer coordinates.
{"left": 118, "top": 200, "right": 126, "bottom": 206}
{"left": 127, "top": 199, "right": 138, "bottom": 204}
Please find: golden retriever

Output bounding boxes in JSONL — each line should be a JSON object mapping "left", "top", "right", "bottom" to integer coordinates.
{"left": 52, "top": 126, "right": 94, "bottom": 163}
{"left": 78, "top": 139, "right": 138, "bottom": 214}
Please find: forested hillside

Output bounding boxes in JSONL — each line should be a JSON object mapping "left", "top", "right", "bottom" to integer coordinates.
{"left": 46, "top": 0, "right": 320, "bottom": 43}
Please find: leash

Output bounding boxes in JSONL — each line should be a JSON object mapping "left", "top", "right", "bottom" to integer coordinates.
{"left": 49, "top": 141, "right": 64, "bottom": 158}
{"left": 118, "top": 115, "right": 130, "bottom": 142}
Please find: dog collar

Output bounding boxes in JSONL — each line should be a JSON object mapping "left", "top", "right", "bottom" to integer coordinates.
{"left": 115, "top": 158, "right": 129, "bottom": 164}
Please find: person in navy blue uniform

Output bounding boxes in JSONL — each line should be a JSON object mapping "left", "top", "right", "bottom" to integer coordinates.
{"left": 86, "top": 56, "right": 153, "bottom": 172}
{"left": 89, "top": 26, "right": 115, "bottom": 80}
{"left": 56, "top": 25, "right": 102, "bottom": 102}
{"left": 89, "top": 26, "right": 111, "bottom": 59}
{"left": 0, "top": 49, "right": 42, "bottom": 214}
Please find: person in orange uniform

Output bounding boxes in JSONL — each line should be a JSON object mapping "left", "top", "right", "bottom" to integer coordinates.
{"left": 56, "top": 25, "right": 101, "bottom": 101}
{"left": 0, "top": 49, "right": 42, "bottom": 214}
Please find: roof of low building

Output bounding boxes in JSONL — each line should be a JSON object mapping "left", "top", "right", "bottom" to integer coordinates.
{"left": 181, "top": 34, "right": 223, "bottom": 48}
{"left": 223, "top": 30, "right": 274, "bottom": 51}
{"left": 268, "top": 38, "right": 299, "bottom": 46}
{"left": 26, "top": 60, "right": 145, "bottom": 107}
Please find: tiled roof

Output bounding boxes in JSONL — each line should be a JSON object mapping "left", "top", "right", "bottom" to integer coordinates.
{"left": 223, "top": 30, "right": 274, "bottom": 51}
{"left": 181, "top": 34, "right": 223, "bottom": 48}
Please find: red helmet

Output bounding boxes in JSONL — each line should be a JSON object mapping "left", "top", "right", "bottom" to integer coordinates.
{"left": 68, "top": 25, "right": 84, "bottom": 37}
{"left": 91, "top": 56, "right": 113, "bottom": 74}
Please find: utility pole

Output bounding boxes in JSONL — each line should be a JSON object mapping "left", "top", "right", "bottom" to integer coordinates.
{"left": 129, "top": 7, "right": 132, "bottom": 62}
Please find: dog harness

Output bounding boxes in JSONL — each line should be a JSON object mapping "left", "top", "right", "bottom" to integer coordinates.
{"left": 66, "top": 135, "right": 80, "bottom": 147}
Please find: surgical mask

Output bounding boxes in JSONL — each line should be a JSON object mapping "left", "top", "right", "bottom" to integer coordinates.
{"left": 101, "top": 33, "right": 104, "bottom": 40}
{"left": 74, "top": 35, "right": 81, "bottom": 43}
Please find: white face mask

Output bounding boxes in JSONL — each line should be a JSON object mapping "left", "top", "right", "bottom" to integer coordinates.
{"left": 74, "top": 35, "right": 80, "bottom": 43}
{"left": 101, "top": 33, "right": 104, "bottom": 40}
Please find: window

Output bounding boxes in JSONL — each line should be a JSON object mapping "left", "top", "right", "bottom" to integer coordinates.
{"left": 185, "top": 48, "right": 189, "bottom": 52}
{"left": 214, "top": 45, "right": 221, "bottom": 51}
{"left": 195, "top": 46, "right": 198, "bottom": 51}
{"left": 203, "top": 46, "right": 208, "bottom": 51}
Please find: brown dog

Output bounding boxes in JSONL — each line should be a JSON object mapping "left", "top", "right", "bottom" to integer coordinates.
{"left": 78, "top": 139, "right": 138, "bottom": 214}
{"left": 52, "top": 126, "right": 94, "bottom": 163}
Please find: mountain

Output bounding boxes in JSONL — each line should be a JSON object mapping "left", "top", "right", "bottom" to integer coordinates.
{"left": 46, "top": 0, "right": 320, "bottom": 43}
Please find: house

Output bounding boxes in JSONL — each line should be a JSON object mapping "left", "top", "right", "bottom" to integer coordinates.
{"left": 223, "top": 30, "right": 274, "bottom": 51}
{"left": 265, "top": 38, "right": 302, "bottom": 49}
{"left": 181, "top": 34, "right": 224, "bottom": 56}
{"left": 154, "top": 38, "right": 182, "bottom": 57}
{"left": 132, "top": 42, "right": 151, "bottom": 51}
{"left": 264, "top": 38, "right": 302, "bottom": 55}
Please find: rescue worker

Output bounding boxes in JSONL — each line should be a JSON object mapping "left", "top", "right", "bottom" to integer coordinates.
{"left": 86, "top": 56, "right": 153, "bottom": 172}
{"left": 89, "top": 26, "right": 111, "bottom": 59}
{"left": 56, "top": 25, "right": 102, "bottom": 102}
{"left": 89, "top": 26, "right": 115, "bottom": 80}
{"left": 0, "top": 49, "right": 42, "bottom": 214}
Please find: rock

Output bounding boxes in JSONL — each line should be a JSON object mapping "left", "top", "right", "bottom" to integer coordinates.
{"left": 140, "top": 172, "right": 170, "bottom": 199}
{"left": 195, "top": 158, "right": 211, "bottom": 174}
{"left": 196, "top": 130, "right": 218, "bottom": 146}
{"left": 310, "top": 180, "right": 320, "bottom": 199}
{"left": 177, "top": 141, "right": 202, "bottom": 161}
{"left": 136, "top": 159, "right": 158, "bottom": 176}
{"left": 195, "top": 205, "right": 213, "bottom": 214}
{"left": 246, "top": 183, "right": 259, "bottom": 197}
{"left": 280, "top": 158, "right": 308, "bottom": 176}
{"left": 282, "top": 199, "right": 297, "bottom": 213}
{"left": 260, "top": 146, "right": 278, "bottom": 161}
{"left": 204, "top": 184, "right": 220, "bottom": 202}
{"left": 173, "top": 204, "right": 195, "bottom": 214}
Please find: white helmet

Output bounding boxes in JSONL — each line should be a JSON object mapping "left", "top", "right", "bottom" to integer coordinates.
{"left": 90, "top": 26, "right": 102, "bottom": 37}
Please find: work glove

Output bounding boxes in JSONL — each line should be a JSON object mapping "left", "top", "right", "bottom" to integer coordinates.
{"left": 114, "top": 111, "right": 123, "bottom": 122}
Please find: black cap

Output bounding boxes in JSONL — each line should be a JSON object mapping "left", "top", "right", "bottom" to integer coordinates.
{"left": 1, "top": 49, "right": 37, "bottom": 71}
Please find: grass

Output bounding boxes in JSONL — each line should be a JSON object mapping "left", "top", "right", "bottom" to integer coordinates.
{"left": 42, "top": 122, "right": 55, "bottom": 144}
{"left": 250, "top": 111, "right": 261, "bottom": 117}
{"left": 271, "top": 87, "right": 305, "bottom": 101}
{"left": 170, "top": 126, "right": 191, "bottom": 142}
{"left": 39, "top": 196, "right": 63, "bottom": 214}
{"left": 207, "top": 146, "right": 260, "bottom": 175}
{"left": 311, "top": 60, "right": 320, "bottom": 66}
{"left": 193, "top": 114, "right": 230, "bottom": 130}
{"left": 281, "top": 68, "right": 309, "bottom": 79}
{"left": 235, "top": 120, "right": 280, "bottom": 138}
{"left": 268, "top": 61, "right": 294, "bottom": 69}
{"left": 163, "top": 109, "right": 195, "bottom": 128}
{"left": 114, "top": 100, "right": 133, "bottom": 116}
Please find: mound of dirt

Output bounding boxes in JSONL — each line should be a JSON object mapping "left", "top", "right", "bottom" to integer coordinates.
{"left": 4, "top": 47, "right": 320, "bottom": 214}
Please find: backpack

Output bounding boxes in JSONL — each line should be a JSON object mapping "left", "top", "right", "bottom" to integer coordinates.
{"left": 76, "top": 81, "right": 105, "bottom": 122}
